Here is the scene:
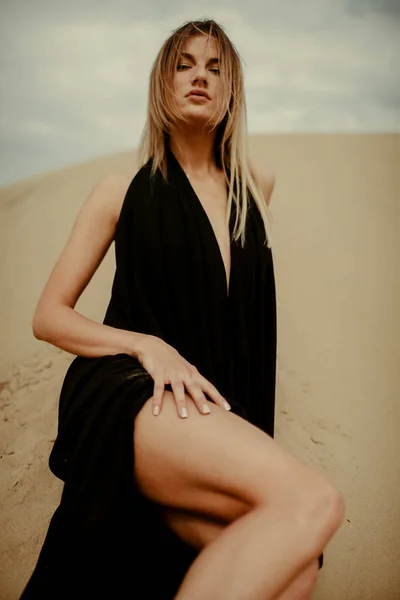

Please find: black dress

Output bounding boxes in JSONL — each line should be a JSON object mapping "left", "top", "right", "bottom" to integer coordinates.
{"left": 20, "top": 145, "right": 279, "bottom": 599}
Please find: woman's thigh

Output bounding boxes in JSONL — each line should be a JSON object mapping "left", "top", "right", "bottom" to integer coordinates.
{"left": 133, "top": 391, "right": 330, "bottom": 523}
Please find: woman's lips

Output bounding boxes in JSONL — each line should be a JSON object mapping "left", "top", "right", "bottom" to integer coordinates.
{"left": 187, "top": 93, "right": 210, "bottom": 101}
{"left": 187, "top": 90, "right": 211, "bottom": 100}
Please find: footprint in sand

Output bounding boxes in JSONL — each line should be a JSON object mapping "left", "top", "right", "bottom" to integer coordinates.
{"left": 314, "top": 418, "right": 350, "bottom": 439}
{"left": 7, "top": 356, "right": 54, "bottom": 394}
{"left": 334, "top": 423, "right": 350, "bottom": 439}
{"left": 310, "top": 435, "right": 325, "bottom": 446}
{"left": 279, "top": 409, "right": 294, "bottom": 422}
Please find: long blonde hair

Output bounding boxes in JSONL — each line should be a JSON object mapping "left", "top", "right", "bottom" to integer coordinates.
{"left": 137, "top": 19, "right": 273, "bottom": 248}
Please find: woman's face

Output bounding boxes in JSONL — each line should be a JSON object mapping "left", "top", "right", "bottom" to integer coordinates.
{"left": 172, "top": 35, "right": 223, "bottom": 127}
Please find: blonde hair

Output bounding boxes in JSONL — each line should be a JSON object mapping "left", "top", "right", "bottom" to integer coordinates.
{"left": 137, "top": 19, "right": 273, "bottom": 248}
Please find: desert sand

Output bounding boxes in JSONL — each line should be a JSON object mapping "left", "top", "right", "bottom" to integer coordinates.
{"left": 0, "top": 134, "right": 399, "bottom": 599}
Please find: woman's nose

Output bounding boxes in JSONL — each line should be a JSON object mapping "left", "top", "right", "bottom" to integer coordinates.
{"left": 191, "top": 65, "right": 208, "bottom": 84}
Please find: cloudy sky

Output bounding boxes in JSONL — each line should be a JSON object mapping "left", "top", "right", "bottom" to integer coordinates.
{"left": 0, "top": 0, "right": 399, "bottom": 187}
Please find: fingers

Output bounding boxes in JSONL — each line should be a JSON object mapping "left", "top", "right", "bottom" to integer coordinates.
{"left": 184, "top": 378, "right": 212, "bottom": 416}
{"left": 200, "top": 377, "right": 231, "bottom": 412}
{"left": 142, "top": 337, "right": 231, "bottom": 419}
{"left": 185, "top": 366, "right": 231, "bottom": 413}
{"left": 177, "top": 368, "right": 231, "bottom": 418}
{"left": 151, "top": 366, "right": 231, "bottom": 419}
{"left": 151, "top": 377, "right": 165, "bottom": 416}
{"left": 170, "top": 380, "right": 189, "bottom": 419}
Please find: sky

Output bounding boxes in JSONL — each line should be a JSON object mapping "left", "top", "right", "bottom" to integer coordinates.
{"left": 0, "top": 0, "right": 399, "bottom": 187}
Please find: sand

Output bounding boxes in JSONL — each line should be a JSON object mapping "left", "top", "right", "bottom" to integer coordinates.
{"left": 0, "top": 134, "right": 399, "bottom": 599}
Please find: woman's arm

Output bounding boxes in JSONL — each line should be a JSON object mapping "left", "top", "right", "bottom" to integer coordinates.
{"left": 255, "top": 170, "right": 276, "bottom": 207}
{"left": 32, "top": 172, "right": 146, "bottom": 359}
{"left": 250, "top": 162, "right": 276, "bottom": 207}
{"left": 260, "top": 172, "right": 275, "bottom": 206}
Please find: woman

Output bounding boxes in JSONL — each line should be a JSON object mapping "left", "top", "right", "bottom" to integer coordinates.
{"left": 21, "top": 19, "right": 345, "bottom": 600}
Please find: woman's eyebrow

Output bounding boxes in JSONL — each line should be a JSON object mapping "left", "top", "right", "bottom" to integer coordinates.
{"left": 180, "top": 52, "right": 219, "bottom": 64}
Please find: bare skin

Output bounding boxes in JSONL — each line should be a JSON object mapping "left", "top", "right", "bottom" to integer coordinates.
{"left": 134, "top": 393, "right": 343, "bottom": 600}
{"left": 32, "top": 32, "right": 345, "bottom": 600}
{"left": 160, "top": 508, "right": 320, "bottom": 600}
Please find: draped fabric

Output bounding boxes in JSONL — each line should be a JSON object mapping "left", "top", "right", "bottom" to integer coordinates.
{"left": 20, "top": 145, "right": 278, "bottom": 599}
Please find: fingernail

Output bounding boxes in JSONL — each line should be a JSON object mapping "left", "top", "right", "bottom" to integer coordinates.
{"left": 153, "top": 405, "right": 160, "bottom": 416}
{"left": 223, "top": 400, "right": 231, "bottom": 411}
{"left": 202, "top": 403, "right": 211, "bottom": 414}
{"left": 180, "top": 407, "right": 188, "bottom": 418}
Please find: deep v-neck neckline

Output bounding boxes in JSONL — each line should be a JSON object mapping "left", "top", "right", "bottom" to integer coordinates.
{"left": 167, "top": 147, "right": 233, "bottom": 298}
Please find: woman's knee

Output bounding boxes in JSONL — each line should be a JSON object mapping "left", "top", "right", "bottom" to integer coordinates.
{"left": 313, "top": 484, "right": 346, "bottom": 542}
{"left": 252, "top": 451, "right": 345, "bottom": 552}
{"left": 285, "top": 481, "right": 345, "bottom": 555}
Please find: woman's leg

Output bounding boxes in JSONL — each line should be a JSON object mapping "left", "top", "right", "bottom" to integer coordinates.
{"left": 173, "top": 506, "right": 324, "bottom": 600}
{"left": 134, "top": 393, "right": 345, "bottom": 600}
{"left": 161, "top": 507, "right": 320, "bottom": 599}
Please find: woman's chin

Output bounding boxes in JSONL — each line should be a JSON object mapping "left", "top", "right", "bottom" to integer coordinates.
{"left": 179, "top": 109, "right": 217, "bottom": 128}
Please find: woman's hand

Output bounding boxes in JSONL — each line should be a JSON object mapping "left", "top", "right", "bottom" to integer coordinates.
{"left": 136, "top": 335, "right": 231, "bottom": 418}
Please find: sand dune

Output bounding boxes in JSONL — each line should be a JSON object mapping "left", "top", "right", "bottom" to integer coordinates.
{"left": 1, "top": 134, "right": 399, "bottom": 599}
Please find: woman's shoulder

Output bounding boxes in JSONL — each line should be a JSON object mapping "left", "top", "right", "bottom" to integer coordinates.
{"left": 250, "top": 165, "right": 276, "bottom": 207}
{"left": 89, "top": 172, "right": 135, "bottom": 226}
{"left": 99, "top": 163, "right": 154, "bottom": 225}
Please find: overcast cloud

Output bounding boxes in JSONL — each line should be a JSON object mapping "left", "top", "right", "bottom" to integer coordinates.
{"left": 0, "top": 0, "right": 399, "bottom": 186}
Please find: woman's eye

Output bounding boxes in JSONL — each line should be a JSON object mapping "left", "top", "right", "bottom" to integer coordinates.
{"left": 177, "top": 65, "right": 220, "bottom": 74}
